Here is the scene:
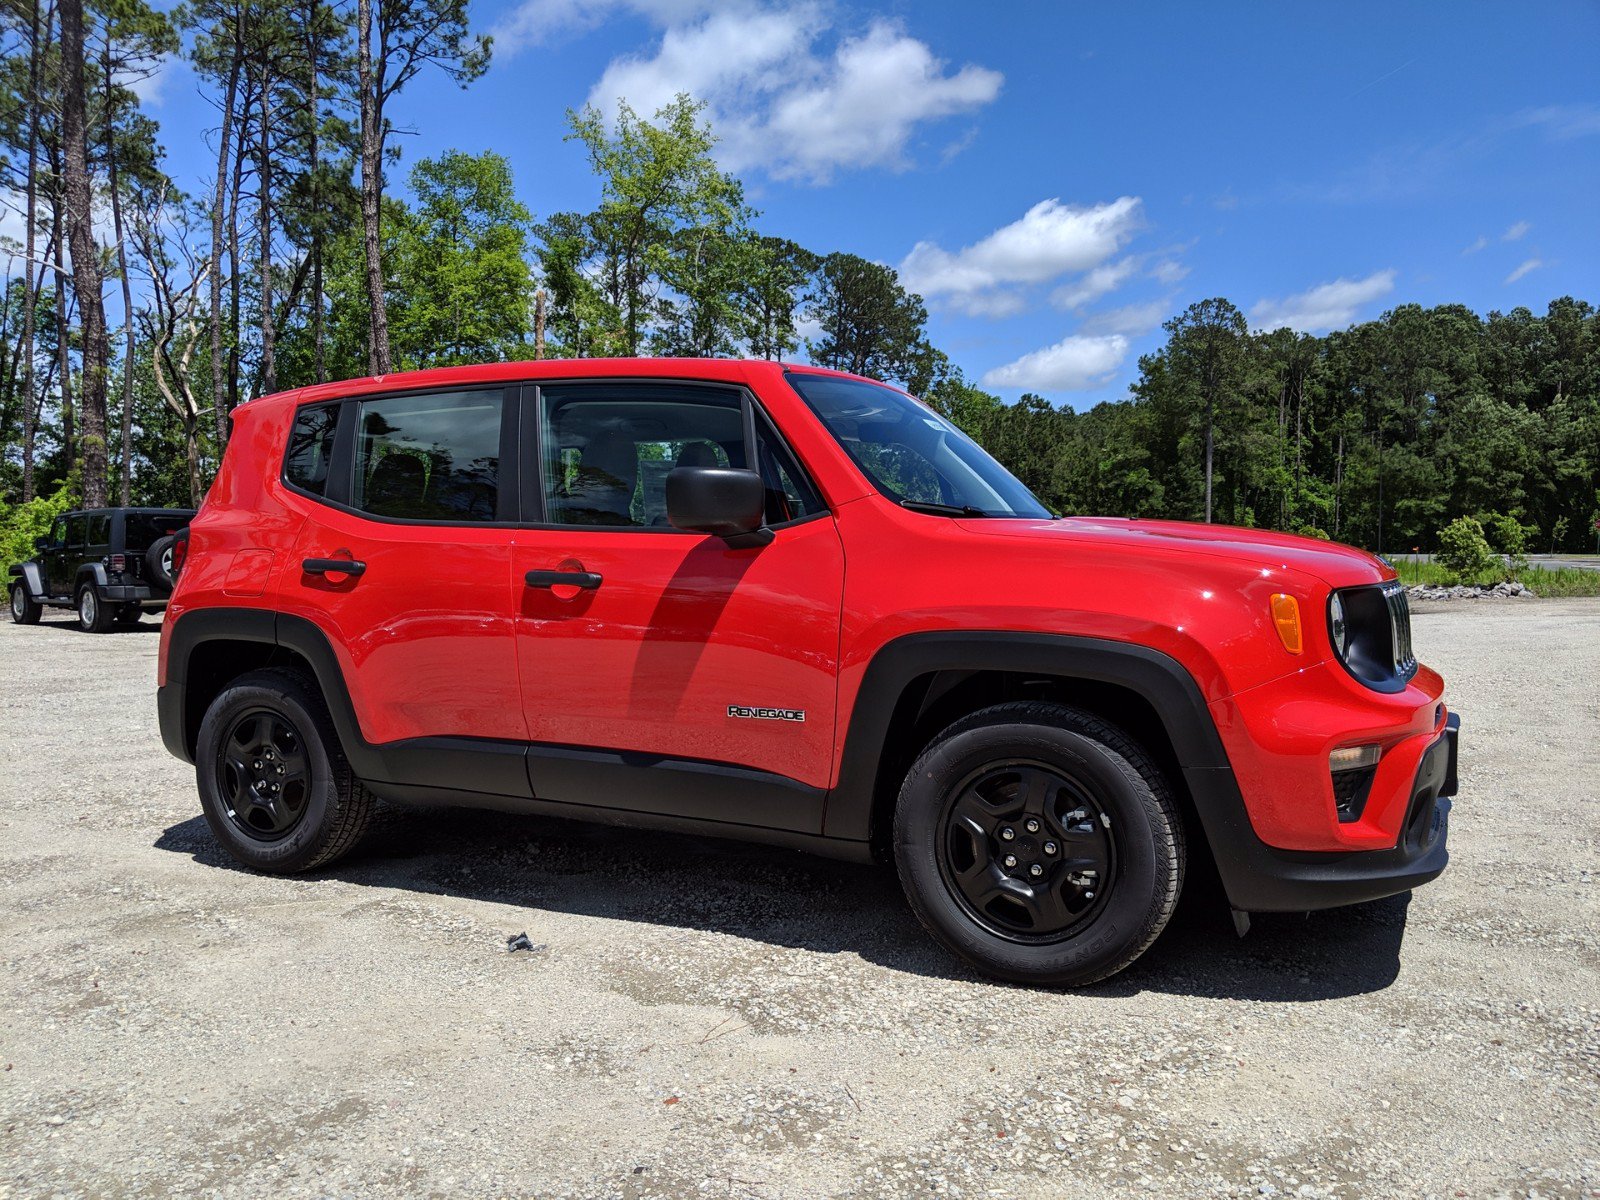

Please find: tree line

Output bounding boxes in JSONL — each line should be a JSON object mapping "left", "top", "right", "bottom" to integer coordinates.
{"left": 1, "top": 0, "right": 1596, "bottom": 557}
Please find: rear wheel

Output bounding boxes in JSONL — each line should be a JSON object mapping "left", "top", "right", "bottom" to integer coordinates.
{"left": 10, "top": 583, "right": 41, "bottom": 625}
{"left": 893, "top": 701, "right": 1185, "bottom": 987}
{"left": 196, "top": 668, "right": 375, "bottom": 873}
{"left": 76, "top": 583, "right": 114, "bottom": 633}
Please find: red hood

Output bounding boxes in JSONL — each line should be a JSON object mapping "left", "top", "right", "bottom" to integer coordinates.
{"left": 956, "top": 515, "right": 1393, "bottom": 588}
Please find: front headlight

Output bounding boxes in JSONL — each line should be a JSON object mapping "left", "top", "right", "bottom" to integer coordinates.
{"left": 1329, "top": 592, "right": 1347, "bottom": 657}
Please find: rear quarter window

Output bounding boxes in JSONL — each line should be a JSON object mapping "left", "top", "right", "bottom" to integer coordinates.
{"left": 284, "top": 403, "right": 341, "bottom": 497}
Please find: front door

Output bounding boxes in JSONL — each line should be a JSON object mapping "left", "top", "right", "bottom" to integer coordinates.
{"left": 45, "top": 514, "right": 82, "bottom": 596}
{"left": 511, "top": 381, "right": 845, "bottom": 824}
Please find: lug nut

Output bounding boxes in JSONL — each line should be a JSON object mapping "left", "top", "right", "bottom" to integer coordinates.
{"left": 252, "top": 760, "right": 262, "bottom": 770}
{"left": 1029, "top": 864, "right": 1044, "bottom": 878}
{"left": 1025, "top": 818, "right": 1040, "bottom": 833}
{"left": 999, "top": 827, "right": 1015, "bottom": 841}
{"left": 1002, "top": 854, "right": 1017, "bottom": 869}
{"left": 1085, "top": 891, "right": 1095, "bottom": 900}
{"left": 1043, "top": 841, "right": 1058, "bottom": 855}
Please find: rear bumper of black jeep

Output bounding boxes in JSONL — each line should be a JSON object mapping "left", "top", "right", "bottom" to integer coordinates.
{"left": 98, "top": 582, "right": 168, "bottom": 604}
{"left": 1192, "top": 714, "right": 1458, "bottom": 913}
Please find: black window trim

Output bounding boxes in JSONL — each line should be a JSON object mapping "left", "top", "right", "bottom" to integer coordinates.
{"left": 277, "top": 374, "right": 830, "bottom": 534}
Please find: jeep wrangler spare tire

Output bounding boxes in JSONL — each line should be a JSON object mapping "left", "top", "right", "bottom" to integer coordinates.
{"left": 893, "top": 701, "right": 1185, "bottom": 987}
{"left": 146, "top": 534, "right": 178, "bottom": 588}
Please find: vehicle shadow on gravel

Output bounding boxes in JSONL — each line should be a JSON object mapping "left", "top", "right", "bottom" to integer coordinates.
{"left": 155, "top": 804, "right": 1411, "bottom": 1003}
{"left": 23, "top": 618, "right": 161, "bottom": 634}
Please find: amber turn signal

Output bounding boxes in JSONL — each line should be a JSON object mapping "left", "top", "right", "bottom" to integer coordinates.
{"left": 1270, "top": 593, "right": 1303, "bottom": 654}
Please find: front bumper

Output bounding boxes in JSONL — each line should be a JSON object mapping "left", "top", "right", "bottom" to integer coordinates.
{"left": 1193, "top": 713, "right": 1458, "bottom": 913}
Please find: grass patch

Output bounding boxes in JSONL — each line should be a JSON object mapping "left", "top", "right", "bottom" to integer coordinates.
{"left": 1394, "top": 558, "right": 1600, "bottom": 597}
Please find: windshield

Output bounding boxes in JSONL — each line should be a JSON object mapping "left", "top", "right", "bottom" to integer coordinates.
{"left": 787, "top": 373, "right": 1051, "bottom": 518}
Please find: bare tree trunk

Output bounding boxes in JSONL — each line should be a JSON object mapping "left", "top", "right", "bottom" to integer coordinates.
{"left": 534, "top": 289, "right": 545, "bottom": 359}
{"left": 52, "top": 199, "right": 73, "bottom": 474}
{"left": 357, "top": 0, "right": 391, "bottom": 374}
{"left": 1203, "top": 393, "right": 1214, "bottom": 524}
{"left": 104, "top": 45, "right": 137, "bottom": 506}
{"left": 210, "top": 43, "right": 239, "bottom": 451}
{"left": 257, "top": 67, "right": 275, "bottom": 394}
{"left": 227, "top": 100, "right": 246, "bottom": 412}
{"left": 186, "top": 417, "right": 201, "bottom": 506}
{"left": 20, "top": 0, "right": 43, "bottom": 502}
{"left": 305, "top": 0, "right": 327, "bottom": 382}
{"left": 60, "top": 0, "right": 111, "bottom": 507}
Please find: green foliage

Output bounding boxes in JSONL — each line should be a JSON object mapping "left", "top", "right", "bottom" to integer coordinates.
{"left": 1480, "top": 512, "right": 1530, "bottom": 575}
{"left": 0, "top": 478, "right": 75, "bottom": 576}
{"left": 805, "top": 252, "right": 936, "bottom": 388}
{"left": 1394, "top": 556, "right": 1600, "bottom": 598}
{"left": 1436, "top": 517, "right": 1498, "bottom": 584}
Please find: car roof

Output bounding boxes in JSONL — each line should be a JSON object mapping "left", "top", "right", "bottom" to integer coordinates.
{"left": 241, "top": 358, "right": 890, "bottom": 414}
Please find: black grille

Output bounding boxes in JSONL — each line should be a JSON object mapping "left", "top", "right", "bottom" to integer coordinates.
{"left": 1383, "top": 583, "right": 1415, "bottom": 676}
{"left": 1332, "top": 765, "right": 1377, "bottom": 822}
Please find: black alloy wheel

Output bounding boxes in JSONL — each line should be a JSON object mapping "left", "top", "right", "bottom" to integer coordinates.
{"left": 938, "top": 760, "right": 1117, "bottom": 942}
{"left": 216, "top": 708, "right": 313, "bottom": 841}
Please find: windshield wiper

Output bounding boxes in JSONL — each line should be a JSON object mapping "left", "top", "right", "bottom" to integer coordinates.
{"left": 900, "top": 499, "right": 994, "bottom": 518}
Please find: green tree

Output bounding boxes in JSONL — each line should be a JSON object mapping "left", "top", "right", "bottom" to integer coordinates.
{"left": 804, "top": 251, "right": 935, "bottom": 388}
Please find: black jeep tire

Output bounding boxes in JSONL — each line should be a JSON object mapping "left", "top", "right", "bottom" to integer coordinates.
{"left": 146, "top": 535, "right": 177, "bottom": 588}
{"left": 10, "top": 582, "right": 41, "bottom": 625}
{"left": 76, "top": 583, "right": 114, "bottom": 633}
{"left": 196, "top": 668, "right": 376, "bottom": 874}
{"left": 114, "top": 604, "right": 143, "bottom": 625}
{"left": 893, "top": 701, "right": 1185, "bottom": 988}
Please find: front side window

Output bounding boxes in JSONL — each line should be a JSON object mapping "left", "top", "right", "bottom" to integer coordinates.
{"left": 352, "top": 390, "right": 503, "bottom": 522}
{"left": 786, "top": 372, "right": 1050, "bottom": 518}
{"left": 64, "top": 516, "right": 87, "bottom": 546}
{"left": 541, "top": 385, "right": 746, "bottom": 527}
{"left": 284, "top": 403, "right": 340, "bottom": 497}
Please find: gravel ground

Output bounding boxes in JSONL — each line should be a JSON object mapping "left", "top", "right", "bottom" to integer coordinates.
{"left": 2, "top": 601, "right": 1597, "bottom": 1199}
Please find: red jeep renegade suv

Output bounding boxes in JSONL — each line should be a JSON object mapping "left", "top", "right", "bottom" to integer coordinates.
{"left": 157, "top": 359, "right": 1458, "bottom": 986}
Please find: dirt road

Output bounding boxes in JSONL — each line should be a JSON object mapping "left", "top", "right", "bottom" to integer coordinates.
{"left": 2, "top": 601, "right": 1596, "bottom": 1198}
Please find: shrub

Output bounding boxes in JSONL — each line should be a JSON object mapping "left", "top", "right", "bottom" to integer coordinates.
{"left": 1481, "top": 512, "right": 1530, "bottom": 575}
{"left": 0, "top": 480, "right": 77, "bottom": 578}
{"left": 1293, "top": 525, "right": 1331, "bottom": 541}
{"left": 1436, "top": 516, "right": 1497, "bottom": 584}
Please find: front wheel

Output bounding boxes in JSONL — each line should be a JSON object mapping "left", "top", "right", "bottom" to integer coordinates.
{"left": 195, "top": 668, "right": 376, "bottom": 873}
{"left": 893, "top": 702, "right": 1185, "bottom": 987}
{"left": 76, "top": 584, "right": 114, "bottom": 633}
{"left": 11, "top": 583, "right": 41, "bottom": 625}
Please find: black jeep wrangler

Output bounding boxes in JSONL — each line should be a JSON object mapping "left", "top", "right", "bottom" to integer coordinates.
{"left": 9, "top": 507, "right": 195, "bottom": 632}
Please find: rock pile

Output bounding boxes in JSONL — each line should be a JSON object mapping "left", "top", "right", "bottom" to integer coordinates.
{"left": 1407, "top": 579, "right": 1536, "bottom": 602}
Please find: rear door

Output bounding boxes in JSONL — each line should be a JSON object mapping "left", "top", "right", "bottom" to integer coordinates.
{"left": 510, "top": 380, "right": 845, "bottom": 822}
{"left": 276, "top": 386, "right": 528, "bottom": 750}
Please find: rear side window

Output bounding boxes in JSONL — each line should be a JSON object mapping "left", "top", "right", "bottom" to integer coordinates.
{"left": 124, "top": 512, "right": 191, "bottom": 552}
{"left": 353, "top": 390, "right": 503, "bottom": 522}
{"left": 85, "top": 514, "right": 111, "bottom": 546}
{"left": 285, "top": 403, "right": 340, "bottom": 497}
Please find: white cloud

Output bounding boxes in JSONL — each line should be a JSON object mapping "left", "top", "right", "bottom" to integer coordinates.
{"left": 1506, "top": 103, "right": 1600, "bottom": 141}
{"left": 124, "top": 54, "right": 185, "bottom": 108}
{"left": 1080, "top": 298, "right": 1171, "bottom": 337}
{"left": 980, "top": 334, "right": 1130, "bottom": 392}
{"left": 1051, "top": 255, "right": 1140, "bottom": 310}
{"left": 574, "top": 9, "right": 1002, "bottom": 184}
{"left": 1502, "top": 220, "right": 1531, "bottom": 242}
{"left": 1249, "top": 269, "right": 1396, "bottom": 333}
{"left": 0, "top": 189, "right": 27, "bottom": 246}
{"left": 1151, "top": 258, "right": 1189, "bottom": 285}
{"left": 492, "top": 0, "right": 709, "bottom": 58}
{"left": 1461, "top": 235, "right": 1488, "bottom": 255}
{"left": 1505, "top": 258, "right": 1544, "bottom": 284}
{"left": 898, "top": 196, "right": 1142, "bottom": 315}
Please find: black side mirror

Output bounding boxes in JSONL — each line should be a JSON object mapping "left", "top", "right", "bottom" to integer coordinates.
{"left": 33, "top": 535, "right": 51, "bottom": 551}
{"left": 666, "top": 467, "right": 769, "bottom": 544}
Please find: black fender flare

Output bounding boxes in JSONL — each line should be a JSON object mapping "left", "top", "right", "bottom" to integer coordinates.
{"left": 74, "top": 563, "right": 109, "bottom": 593}
{"left": 9, "top": 561, "right": 45, "bottom": 599}
{"left": 819, "top": 631, "right": 1238, "bottom": 844}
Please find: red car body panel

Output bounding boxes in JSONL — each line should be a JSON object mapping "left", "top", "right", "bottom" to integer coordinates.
{"left": 161, "top": 356, "right": 1451, "bottom": 865}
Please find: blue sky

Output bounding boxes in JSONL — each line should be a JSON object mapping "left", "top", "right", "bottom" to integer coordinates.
{"left": 124, "top": 1, "right": 1600, "bottom": 405}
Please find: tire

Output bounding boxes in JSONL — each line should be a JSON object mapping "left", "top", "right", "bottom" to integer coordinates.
{"left": 76, "top": 583, "right": 114, "bottom": 633}
{"left": 10, "top": 582, "right": 41, "bottom": 625}
{"left": 893, "top": 701, "right": 1185, "bottom": 988}
{"left": 146, "top": 536, "right": 177, "bottom": 588}
{"left": 195, "top": 667, "right": 375, "bottom": 874}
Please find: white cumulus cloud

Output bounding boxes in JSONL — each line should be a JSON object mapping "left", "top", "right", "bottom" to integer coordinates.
{"left": 980, "top": 334, "right": 1130, "bottom": 392}
{"left": 1249, "top": 269, "right": 1396, "bottom": 333}
{"left": 570, "top": 8, "right": 1001, "bottom": 184}
{"left": 898, "top": 196, "right": 1142, "bottom": 315}
{"left": 1051, "top": 255, "right": 1140, "bottom": 310}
